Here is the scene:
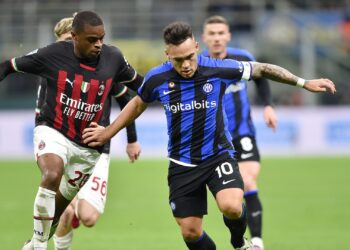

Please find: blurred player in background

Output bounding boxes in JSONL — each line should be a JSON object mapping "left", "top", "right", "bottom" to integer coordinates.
{"left": 82, "top": 21, "right": 335, "bottom": 250}
{"left": 202, "top": 15, "right": 277, "bottom": 250}
{"left": 34, "top": 15, "right": 141, "bottom": 250}
{"left": 0, "top": 10, "right": 144, "bottom": 250}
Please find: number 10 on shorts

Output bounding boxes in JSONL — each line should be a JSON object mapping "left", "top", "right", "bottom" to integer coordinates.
{"left": 215, "top": 162, "right": 234, "bottom": 178}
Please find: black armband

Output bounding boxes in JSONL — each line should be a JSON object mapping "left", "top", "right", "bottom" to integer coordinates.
{"left": 0, "top": 60, "right": 15, "bottom": 81}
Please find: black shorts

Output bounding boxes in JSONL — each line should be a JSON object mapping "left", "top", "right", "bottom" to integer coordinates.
{"left": 232, "top": 135, "right": 260, "bottom": 162}
{"left": 167, "top": 153, "right": 244, "bottom": 217}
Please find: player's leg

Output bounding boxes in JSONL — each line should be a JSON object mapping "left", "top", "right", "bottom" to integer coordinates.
{"left": 75, "top": 153, "right": 110, "bottom": 227}
{"left": 208, "top": 156, "right": 251, "bottom": 249}
{"left": 168, "top": 160, "right": 216, "bottom": 250}
{"left": 175, "top": 216, "right": 215, "bottom": 250}
{"left": 234, "top": 135, "right": 264, "bottom": 249}
{"left": 53, "top": 201, "right": 75, "bottom": 250}
{"left": 239, "top": 161, "right": 264, "bottom": 249}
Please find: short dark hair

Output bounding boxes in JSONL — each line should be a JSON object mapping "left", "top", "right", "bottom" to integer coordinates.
{"left": 203, "top": 15, "right": 229, "bottom": 27}
{"left": 72, "top": 10, "right": 103, "bottom": 33}
{"left": 163, "top": 21, "right": 193, "bottom": 45}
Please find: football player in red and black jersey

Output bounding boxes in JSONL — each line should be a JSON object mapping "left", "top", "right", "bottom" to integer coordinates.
{"left": 0, "top": 11, "right": 143, "bottom": 250}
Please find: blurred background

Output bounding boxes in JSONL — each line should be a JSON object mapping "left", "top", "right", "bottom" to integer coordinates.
{"left": 0, "top": 1, "right": 349, "bottom": 249}
{"left": 0, "top": 0, "right": 349, "bottom": 158}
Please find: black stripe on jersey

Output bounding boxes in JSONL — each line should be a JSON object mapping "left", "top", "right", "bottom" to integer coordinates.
{"left": 190, "top": 82, "right": 207, "bottom": 163}
{"left": 232, "top": 90, "right": 243, "bottom": 138}
{"left": 226, "top": 54, "right": 251, "bottom": 61}
{"left": 169, "top": 82, "right": 182, "bottom": 161}
{"left": 213, "top": 83, "right": 231, "bottom": 153}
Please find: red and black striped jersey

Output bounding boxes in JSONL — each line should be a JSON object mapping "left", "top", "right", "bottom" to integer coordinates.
{"left": 11, "top": 41, "right": 140, "bottom": 149}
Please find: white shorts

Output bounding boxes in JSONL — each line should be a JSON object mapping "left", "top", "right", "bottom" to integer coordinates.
{"left": 77, "top": 153, "right": 110, "bottom": 214}
{"left": 33, "top": 125, "right": 101, "bottom": 200}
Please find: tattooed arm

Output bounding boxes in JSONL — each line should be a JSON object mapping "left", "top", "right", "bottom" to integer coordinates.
{"left": 250, "top": 62, "right": 336, "bottom": 94}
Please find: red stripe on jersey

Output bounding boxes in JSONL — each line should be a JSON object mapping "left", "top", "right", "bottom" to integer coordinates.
{"left": 93, "top": 78, "right": 112, "bottom": 123}
{"left": 80, "top": 63, "right": 96, "bottom": 71}
{"left": 80, "top": 79, "right": 100, "bottom": 132}
{"left": 54, "top": 71, "right": 67, "bottom": 130}
{"left": 66, "top": 74, "right": 83, "bottom": 139}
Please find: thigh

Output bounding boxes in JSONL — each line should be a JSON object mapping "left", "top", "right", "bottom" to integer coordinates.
{"left": 34, "top": 125, "right": 68, "bottom": 165}
{"left": 168, "top": 162, "right": 209, "bottom": 218}
{"left": 232, "top": 135, "right": 260, "bottom": 162}
{"left": 59, "top": 142, "right": 101, "bottom": 201}
{"left": 207, "top": 156, "right": 244, "bottom": 197}
{"left": 77, "top": 153, "right": 110, "bottom": 214}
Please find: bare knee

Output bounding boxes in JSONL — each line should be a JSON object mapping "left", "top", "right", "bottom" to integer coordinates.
{"left": 176, "top": 217, "right": 203, "bottom": 241}
{"left": 77, "top": 200, "right": 100, "bottom": 228}
{"left": 219, "top": 201, "right": 242, "bottom": 219}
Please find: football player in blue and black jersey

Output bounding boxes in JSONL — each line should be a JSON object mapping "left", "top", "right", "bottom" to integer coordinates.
{"left": 83, "top": 22, "right": 335, "bottom": 250}
{"left": 201, "top": 15, "right": 277, "bottom": 250}
{"left": 0, "top": 11, "right": 143, "bottom": 250}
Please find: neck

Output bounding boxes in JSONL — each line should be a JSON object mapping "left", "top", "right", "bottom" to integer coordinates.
{"left": 209, "top": 50, "right": 227, "bottom": 59}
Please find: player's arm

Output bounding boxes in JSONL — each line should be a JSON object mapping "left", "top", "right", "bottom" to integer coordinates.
{"left": 114, "top": 87, "right": 141, "bottom": 163}
{"left": 253, "top": 78, "right": 277, "bottom": 130}
{"left": 250, "top": 62, "right": 336, "bottom": 93}
{"left": 83, "top": 95, "right": 148, "bottom": 147}
{"left": 0, "top": 60, "right": 16, "bottom": 81}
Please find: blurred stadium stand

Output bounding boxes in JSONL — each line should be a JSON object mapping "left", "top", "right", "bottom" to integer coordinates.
{"left": 0, "top": 0, "right": 349, "bottom": 108}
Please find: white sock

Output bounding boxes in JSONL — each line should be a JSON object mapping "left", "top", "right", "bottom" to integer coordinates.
{"left": 53, "top": 230, "right": 73, "bottom": 250}
{"left": 32, "top": 187, "right": 56, "bottom": 249}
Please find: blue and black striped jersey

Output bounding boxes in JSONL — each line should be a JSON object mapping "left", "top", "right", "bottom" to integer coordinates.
{"left": 138, "top": 55, "right": 251, "bottom": 165}
{"left": 202, "top": 47, "right": 271, "bottom": 139}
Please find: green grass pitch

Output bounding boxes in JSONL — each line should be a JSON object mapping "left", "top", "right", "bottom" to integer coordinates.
{"left": 1, "top": 156, "right": 349, "bottom": 249}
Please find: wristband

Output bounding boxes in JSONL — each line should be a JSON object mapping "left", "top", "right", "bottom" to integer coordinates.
{"left": 296, "top": 78, "right": 305, "bottom": 88}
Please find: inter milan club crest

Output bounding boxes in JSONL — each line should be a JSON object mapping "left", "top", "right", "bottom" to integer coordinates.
{"left": 168, "top": 82, "right": 175, "bottom": 88}
{"left": 81, "top": 81, "right": 90, "bottom": 93}
{"left": 202, "top": 81, "right": 213, "bottom": 94}
{"left": 38, "top": 140, "right": 46, "bottom": 150}
{"left": 98, "top": 85, "right": 105, "bottom": 96}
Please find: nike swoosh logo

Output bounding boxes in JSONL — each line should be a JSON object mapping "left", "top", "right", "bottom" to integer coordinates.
{"left": 241, "top": 153, "right": 254, "bottom": 159}
{"left": 163, "top": 90, "right": 175, "bottom": 95}
{"left": 66, "top": 78, "right": 74, "bottom": 87}
{"left": 251, "top": 211, "right": 262, "bottom": 217}
{"left": 222, "top": 179, "right": 236, "bottom": 185}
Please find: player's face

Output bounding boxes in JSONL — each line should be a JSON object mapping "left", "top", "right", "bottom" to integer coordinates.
{"left": 165, "top": 37, "right": 199, "bottom": 78}
{"left": 72, "top": 24, "right": 105, "bottom": 59}
{"left": 57, "top": 32, "right": 72, "bottom": 42}
{"left": 202, "top": 23, "right": 231, "bottom": 59}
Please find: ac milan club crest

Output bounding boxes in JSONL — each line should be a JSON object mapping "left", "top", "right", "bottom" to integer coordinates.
{"left": 38, "top": 140, "right": 46, "bottom": 150}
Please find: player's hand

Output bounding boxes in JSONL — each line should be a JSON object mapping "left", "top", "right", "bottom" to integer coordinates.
{"left": 263, "top": 105, "right": 277, "bottom": 131}
{"left": 82, "top": 122, "right": 108, "bottom": 147}
{"left": 126, "top": 142, "right": 141, "bottom": 163}
{"left": 304, "top": 79, "right": 336, "bottom": 94}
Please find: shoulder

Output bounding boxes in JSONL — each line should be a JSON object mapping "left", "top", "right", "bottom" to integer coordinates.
{"left": 198, "top": 54, "right": 241, "bottom": 69}
{"left": 226, "top": 47, "right": 256, "bottom": 61}
{"left": 102, "top": 44, "right": 123, "bottom": 58}
{"left": 144, "top": 61, "right": 173, "bottom": 82}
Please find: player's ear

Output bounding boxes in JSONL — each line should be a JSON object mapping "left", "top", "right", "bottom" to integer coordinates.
{"left": 195, "top": 42, "right": 199, "bottom": 52}
{"left": 164, "top": 48, "right": 170, "bottom": 60}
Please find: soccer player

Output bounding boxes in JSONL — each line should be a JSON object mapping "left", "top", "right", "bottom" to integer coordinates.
{"left": 201, "top": 15, "right": 276, "bottom": 250}
{"left": 0, "top": 10, "right": 143, "bottom": 250}
{"left": 82, "top": 22, "right": 335, "bottom": 250}
{"left": 34, "top": 15, "right": 141, "bottom": 250}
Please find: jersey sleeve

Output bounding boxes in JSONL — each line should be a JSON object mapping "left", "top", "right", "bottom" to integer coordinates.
{"left": 216, "top": 59, "right": 252, "bottom": 84}
{"left": 113, "top": 51, "right": 143, "bottom": 92}
{"left": 11, "top": 46, "right": 52, "bottom": 75}
{"left": 137, "top": 71, "right": 158, "bottom": 103}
